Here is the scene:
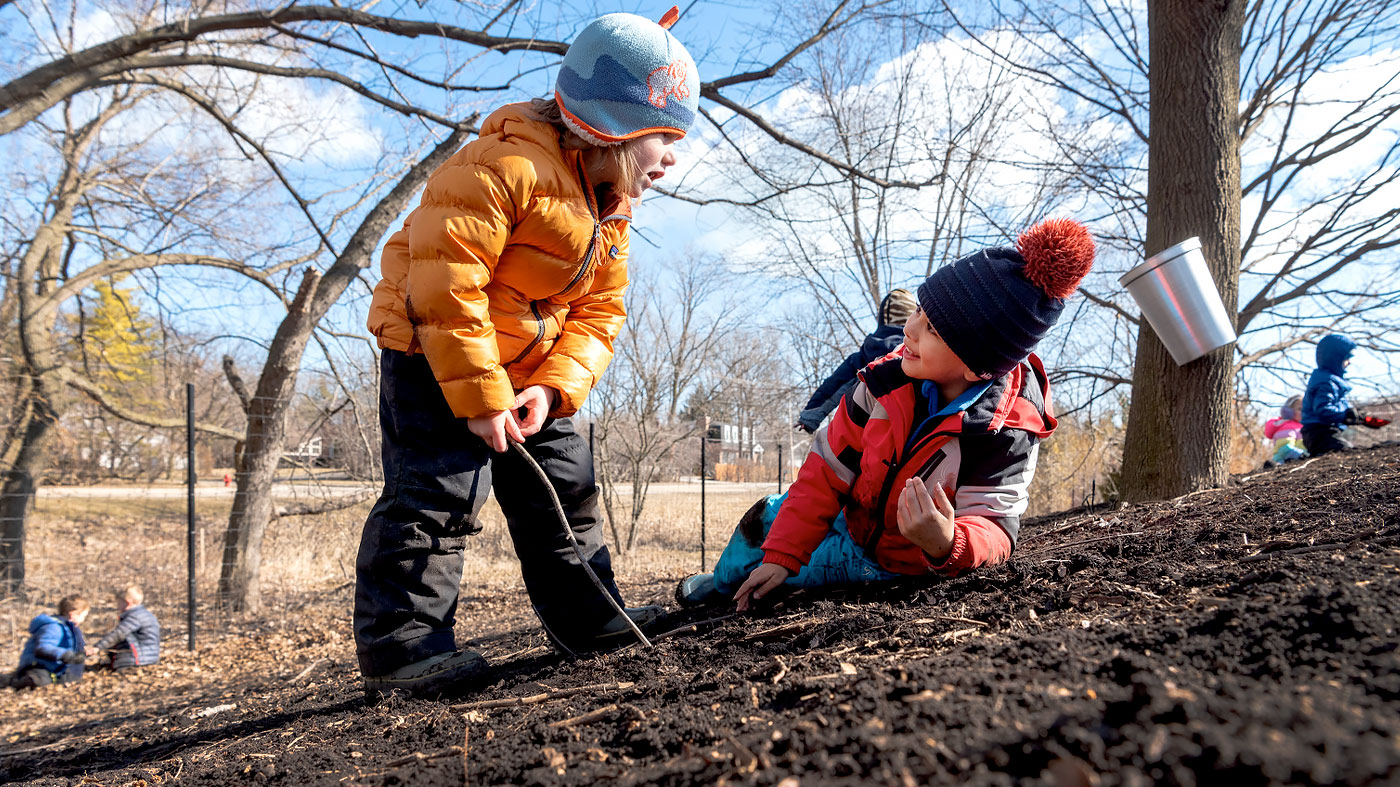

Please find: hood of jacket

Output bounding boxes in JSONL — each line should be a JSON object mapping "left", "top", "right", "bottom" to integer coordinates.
{"left": 859, "top": 325, "right": 905, "bottom": 364}
{"left": 29, "top": 613, "right": 61, "bottom": 633}
{"left": 1316, "top": 334, "right": 1356, "bottom": 376}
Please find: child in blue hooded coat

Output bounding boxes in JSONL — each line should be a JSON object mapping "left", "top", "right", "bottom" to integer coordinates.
{"left": 1300, "top": 334, "right": 1388, "bottom": 455}
{"left": 8, "top": 595, "right": 88, "bottom": 689}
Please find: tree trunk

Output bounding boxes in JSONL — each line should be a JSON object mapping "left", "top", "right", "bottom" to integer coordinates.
{"left": 219, "top": 270, "right": 320, "bottom": 611}
{"left": 1119, "top": 0, "right": 1245, "bottom": 501}
{"left": 217, "top": 126, "right": 472, "bottom": 611}
{"left": 0, "top": 379, "right": 59, "bottom": 596}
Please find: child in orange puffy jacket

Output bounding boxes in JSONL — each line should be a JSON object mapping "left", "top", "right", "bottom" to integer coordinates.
{"left": 356, "top": 8, "right": 698, "bottom": 700}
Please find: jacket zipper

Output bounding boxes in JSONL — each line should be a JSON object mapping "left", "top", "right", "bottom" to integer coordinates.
{"left": 862, "top": 427, "right": 959, "bottom": 555}
{"left": 505, "top": 300, "right": 548, "bottom": 366}
{"left": 504, "top": 157, "right": 603, "bottom": 368}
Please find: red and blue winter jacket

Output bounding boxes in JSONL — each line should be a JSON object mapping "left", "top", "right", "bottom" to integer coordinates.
{"left": 764, "top": 350, "right": 1055, "bottom": 577}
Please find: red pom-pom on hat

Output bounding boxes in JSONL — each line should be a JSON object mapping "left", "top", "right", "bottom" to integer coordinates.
{"left": 1017, "top": 218, "right": 1095, "bottom": 299}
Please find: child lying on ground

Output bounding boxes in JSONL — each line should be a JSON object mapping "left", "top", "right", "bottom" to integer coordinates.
{"left": 678, "top": 219, "right": 1095, "bottom": 609}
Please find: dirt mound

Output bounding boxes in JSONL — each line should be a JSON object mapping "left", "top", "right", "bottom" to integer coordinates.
{"left": 4, "top": 445, "right": 1400, "bottom": 785}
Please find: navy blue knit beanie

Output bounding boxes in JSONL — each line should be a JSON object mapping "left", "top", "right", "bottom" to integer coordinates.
{"left": 917, "top": 219, "right": 1096, "bottom": 379}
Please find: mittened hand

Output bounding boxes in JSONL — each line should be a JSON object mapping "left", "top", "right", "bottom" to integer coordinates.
{"left": 1362, "top": 415, "right": 1390, "bottom": 429}
{"left": 60, "top": 650, "right": 84, "bottom": 664}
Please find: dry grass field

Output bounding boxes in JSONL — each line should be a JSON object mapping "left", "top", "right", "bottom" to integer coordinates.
{"left": 2, "top": 480, "right": 781, "bottom": 651}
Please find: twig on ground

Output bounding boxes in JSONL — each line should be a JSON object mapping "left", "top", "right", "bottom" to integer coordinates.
{"left": 1286, "top": 456, "right": 1324, "bottom": 474}
{"left": 384, "top": 745, "right": 464, "bottom": 768}
{"left": 548, "top": 703, "right": 618, "bottom": 728}
{"left": 1027, "top": 532, "right": 1145, "bottom": 557}
{"left": 289, "top": 658, "right": 330, "bottom": 684}
{"left": 449, "top": 681, "right": 635, "bottom": 711}
{"left": 772, "top": 655, "right": 788, "bottom": 685}
{"left": 1240, "top": 530, "right": 1386, "bottom": 563}
{"left": 493, "top": 644, "right": 549, "bottom": 662}
{"left": 909, "top": 615, "right": 988, "bottom": 628}
{"left": 742, "top": 619, "right": 816, "bottom": 641}
{"left": 462, "top": 726, "right": 469, "bottom": 787}
{"left": 1017, "top": 515, "right": 1095, "bottom": 545}
{"left": 935, "top": 627, "right": 981, "bottom": 641}
{"left": 652, "top": 613, "right": 738, "bottom": 641}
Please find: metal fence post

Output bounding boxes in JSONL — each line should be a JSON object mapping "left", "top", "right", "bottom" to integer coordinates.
{"left": 699, "top": 434, "right": 706, "bottom": 572}
{"left": 185, "top": 382, "right": 196, "bottom": 651}
{"left": 777, "top": 440, "right": 783, "bottom": 495}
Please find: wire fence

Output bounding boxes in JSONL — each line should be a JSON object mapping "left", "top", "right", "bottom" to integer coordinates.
{"left": 0, "top": 378, "right": 809, "bottom": 662}
{"left": 0, "top": 370, "right": 1166, "bottom": 662}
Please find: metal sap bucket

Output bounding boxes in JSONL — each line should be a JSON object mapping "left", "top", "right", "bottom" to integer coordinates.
{"left": 1119, "top": 237, "right": 1237, "bottom": 365}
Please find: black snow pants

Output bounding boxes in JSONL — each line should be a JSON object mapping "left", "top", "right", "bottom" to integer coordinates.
{"left": 1302, "top": 423, "right": 1352, "bottom": 457}
{"left": 353, "top": 349, "right": 623, "bottom": 676}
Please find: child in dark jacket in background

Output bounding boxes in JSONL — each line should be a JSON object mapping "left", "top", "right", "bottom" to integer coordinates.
{"left": 90, "top": 586, "right": 160, "bottom": 669}
{"left": 679, "top": 219, "right": 1095, "bottom": 609}
{"left": 795, "top": 289, "right": 918, "bottom": 433}
{"left": 1301, "top": 334, "right": 1389, "bottom": 456}
{"left": 9, "top": 595, "right": 89, "bottom": 688}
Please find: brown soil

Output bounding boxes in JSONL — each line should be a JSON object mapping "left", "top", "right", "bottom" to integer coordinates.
{"left": 4, "top": 444, "right": 1399, "bottom": 786}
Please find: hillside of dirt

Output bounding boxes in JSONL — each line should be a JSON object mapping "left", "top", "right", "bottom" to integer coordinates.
{"left": 4, "top": 443, "right": 1399, "bottom": 786}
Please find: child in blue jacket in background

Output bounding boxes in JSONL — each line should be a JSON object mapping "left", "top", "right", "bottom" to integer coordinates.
{"left": 794, "top": 290, "right": 917, "bottom": 433}
{"left": 9, "top": 595, "right": 88, "bottom": 689}
{"left": 1301, "top": 334, "right": 1388, "bottom": 456}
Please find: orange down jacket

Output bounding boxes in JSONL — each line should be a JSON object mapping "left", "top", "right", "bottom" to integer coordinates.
{"left": 367, "top": 103, "right": 632, "bottom": 419}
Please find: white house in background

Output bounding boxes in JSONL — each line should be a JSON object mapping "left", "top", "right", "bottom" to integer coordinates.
{"left": 705, "top": 422, "right": 764, "bottom": 465}
{"left": 283, "top": 436, "right": 323, "bottom": 461}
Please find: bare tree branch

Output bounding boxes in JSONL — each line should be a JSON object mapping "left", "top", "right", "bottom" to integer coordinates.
{"left": 57, "top": 365, "right": 245, "bottom": 440}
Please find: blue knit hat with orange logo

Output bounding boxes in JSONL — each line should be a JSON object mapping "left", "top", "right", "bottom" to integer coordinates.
{"left": 917, "top": 219, "right": 1097, "bottom": 379}
{"left": 555, "top": 7, "right": 700, "bottom": 145}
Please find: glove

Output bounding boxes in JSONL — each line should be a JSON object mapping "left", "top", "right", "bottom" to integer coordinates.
{"left": 795, "top": 408, "right": 824, "bottom": 433}
{"left": 60, "top": 650, "right": 84, "bottom": 664}
{"left": 1361, "top": 415, "right": 1390, "bottom": 429}
{"left": 1343, "top": 407, "right": 1360, "bottom": 425}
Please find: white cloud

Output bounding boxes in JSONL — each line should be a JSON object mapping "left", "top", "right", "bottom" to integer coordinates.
{"left": 664, "top": 32, "right": 1078, "bottom": 281}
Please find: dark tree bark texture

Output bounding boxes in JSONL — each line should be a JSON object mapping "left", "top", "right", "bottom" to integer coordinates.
{"left": 1119, "top": 0, "right": 1246, "bottom": 501}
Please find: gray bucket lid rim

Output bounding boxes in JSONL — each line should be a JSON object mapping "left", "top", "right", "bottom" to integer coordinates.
{"left": 1118, "top": 236, "right": 1204, "bottom": 288}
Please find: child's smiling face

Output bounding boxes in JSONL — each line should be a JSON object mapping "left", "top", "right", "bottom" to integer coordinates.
{"left": 900, "top": 306, "right": 979, "bottom": 386}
